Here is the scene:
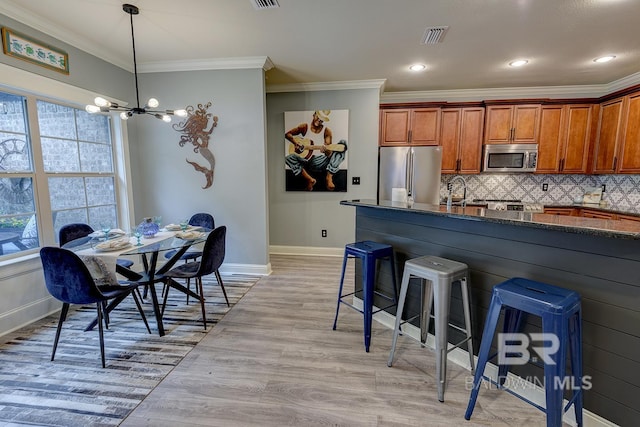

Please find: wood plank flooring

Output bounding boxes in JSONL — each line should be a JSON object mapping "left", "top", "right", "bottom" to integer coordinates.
{"left": 121, "top": 254, "right": 549, "bottom": 426}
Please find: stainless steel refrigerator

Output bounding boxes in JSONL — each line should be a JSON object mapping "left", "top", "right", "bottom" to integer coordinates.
{"left": 378, "top": 146, "right": 442, "bottom": 204}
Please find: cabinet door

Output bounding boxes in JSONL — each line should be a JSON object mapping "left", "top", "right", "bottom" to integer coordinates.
{"left": 380, "top": 110, "right": 410, "bottom": 145}
{"left": 618, "top": 92, "right": 640, "bottom": 173}
{"left": 411, "top": 108, "right": 440, "bottom": 145}
{"left": 593, "top": 97, "right": 624, "bottom": 173}
{"left": 440, "top": 109, "right": 461, "bottom": 173}
{"left": 484, "top": 106, "right": 513, "bottom": 144}
{"left": 511, "top": 105, "right": 540, "bottom": 143}
{"left": 536, "top": 106, "right": 564, "bottom": 173}
{"left": 458, "top": 107, "right": 484, "bottom": 173}
{"left": 562, "top": 105, "right": 592, "bottom": 173}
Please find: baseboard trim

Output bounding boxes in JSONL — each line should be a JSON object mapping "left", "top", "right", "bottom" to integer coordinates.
{"left": 270, "top": 245, "right": 343, "bottom": 257}
{"left": 353, "top": 298, "right": 617, "bottom": 427}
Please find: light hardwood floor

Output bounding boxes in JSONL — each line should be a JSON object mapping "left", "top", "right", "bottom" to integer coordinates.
{"left": 120, "top": 254, "right": 549, "bottom": 426}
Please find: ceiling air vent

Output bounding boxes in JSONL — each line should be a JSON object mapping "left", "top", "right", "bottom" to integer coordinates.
{"left": 251, "top": 0, "right": 280, "bottom": 10}
{"left": 421, "top": 26, "right": 449, "bottom": 44}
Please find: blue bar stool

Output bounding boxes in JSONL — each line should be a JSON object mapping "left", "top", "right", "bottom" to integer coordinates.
{"left": 387, "top": 255, "right": 475, "bottom": 402}
{"left": 465, "top": 277, "right": 583, "bottom": 427}
{"left": 332, "top": 241, "right": 398, "bottom": 352}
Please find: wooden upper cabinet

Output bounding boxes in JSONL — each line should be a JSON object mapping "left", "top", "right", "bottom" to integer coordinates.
{"left": 618, "top": 92, "right": 640, "bottom": 173}
{"left": 536, "top": 106, "right": 564, "bottom": 173}
{"left": 440, "top": 107, "right": 485, "bottom": 174}
{"left": 484, "top": 104, "right": 541, "bottom": 144}
{"left": 562, "top": 105, "right": 593, "bottom": 173}
{"left": 593, "top": 97, "right": 624, "bottom": 173}
{"left": 380, "top": 108, "right": 440, "bottom": 146}
{"left": 538, "top": 104, "right": 593, "bottom": 174}
{"left": 380, "top": 109, "right": 410, "bottom": 145}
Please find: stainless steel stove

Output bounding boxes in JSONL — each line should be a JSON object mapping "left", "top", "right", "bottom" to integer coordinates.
{"left": 473, "top": 199, "right": 544, "bottom": 213}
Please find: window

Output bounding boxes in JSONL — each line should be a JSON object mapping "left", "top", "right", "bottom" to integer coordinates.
{"left": 0, "top": 90, "right": 120, "bottom": 258}
{"left": 0, "top": 92, "right": 38, "bottom": 256}
{"left": 37, "top": 100, "right": 117, "bottom": 241}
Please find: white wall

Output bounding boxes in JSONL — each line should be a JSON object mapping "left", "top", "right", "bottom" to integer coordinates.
{"left": 129, "top": 68, "right": 271, "bottom": 274}
{"left": 266, "top": 89, "right": 380, "bottom": 255}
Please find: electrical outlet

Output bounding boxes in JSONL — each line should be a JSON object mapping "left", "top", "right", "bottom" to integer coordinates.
{"left": 601, "top": 184, "right": 606, "bottom": 193}
{"left": 352, "top": 176, "right": 360, "bottom": 185}
{"left": 542, "top": 183, "right": 548, "bottom": 191}
{"left": 321, "top": 229, "right": 327, "bottom": 238}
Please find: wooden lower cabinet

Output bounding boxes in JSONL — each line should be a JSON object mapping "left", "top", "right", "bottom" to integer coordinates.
{"left": 544, "top": 207, "right": 577, "bottom": 216}
{"left": 617, "top": 213, "right": 640, "bottom": 223}
{"left": 580, "top": 209, "right": 615, "bottom": 219}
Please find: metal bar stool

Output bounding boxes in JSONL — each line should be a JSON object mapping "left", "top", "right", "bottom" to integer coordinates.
{"left": 388, "top": 255, "right": 475, "bottom": 402}
{"left": 465, "top": 277, "right": 583, "bottom": 427}
{"left": 332, "top": 241, "right": 398, "bottom": 352}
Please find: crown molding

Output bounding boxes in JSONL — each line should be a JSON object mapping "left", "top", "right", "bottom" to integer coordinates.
{"left": 138, "top": 56, "right": 274, "bottom": 73}
{"left": 606, "top": 71, "right": 640, "bottom": 94}
{"left": 381, "top": 72, "right": 640, "bottom": 103}
{"left": 266, "top": 79, "right": 386, "bottom": 94}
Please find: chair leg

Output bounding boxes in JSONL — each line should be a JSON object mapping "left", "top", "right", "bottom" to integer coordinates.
{"left": 161, "top": 279, "right": 171, "bottom": 316}
{"left": 51, "top": 303, "right": 70, "bottom": 362}
{"left": 197, "top": 277, "right": 207, "bottom": 330}
{"left": 96, "top": 302, "right": 106, "bottom": 368}
{"left": 332, "top": 250, "right": 350, "bottom": 330}
{"left": 214, "top": 270, "right": 230, "bottom": 307}
{"left": 186, "top": 278, "right": 191, "bottom": 305}
{"left": 465, "top": 294, "right": 503, "bottom": 420}
{"left": 131, "top": 290, "right": 152, "bottom": 334}
{"left": 388, "top": 269, "right": 411, "bottom": 367}
{"left": 459, "top": 277, "right": 475, "bottom": 375}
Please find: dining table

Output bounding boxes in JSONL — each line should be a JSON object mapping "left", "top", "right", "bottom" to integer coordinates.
{"left": 63, "top": 228, "right": 209, "bottom": 337}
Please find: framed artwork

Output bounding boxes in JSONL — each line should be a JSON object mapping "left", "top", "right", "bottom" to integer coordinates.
{"left": 1, "top": 27, "right": 69, "bottom": 74}
{"left": 284, "top": 109, "right": 349, "bottom": 192}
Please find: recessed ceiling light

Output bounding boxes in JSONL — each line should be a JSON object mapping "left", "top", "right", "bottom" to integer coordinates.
{"left": 594, "top": 55, "right": 616, "bottom": 63}
{"left": 509, "top": 60, "right": 529, "bottom": 67}
{"left": 409, "top": 64, "right": 426, "bottom": 72}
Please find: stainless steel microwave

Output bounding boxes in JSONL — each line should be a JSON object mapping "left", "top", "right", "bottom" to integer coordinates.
{"left": 482, "top": 144, "right": 538, "bottom": 173}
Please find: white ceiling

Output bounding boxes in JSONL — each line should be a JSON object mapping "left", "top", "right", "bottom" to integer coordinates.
{"left": 2, "top": 0, "right": 640, "bottom": 95}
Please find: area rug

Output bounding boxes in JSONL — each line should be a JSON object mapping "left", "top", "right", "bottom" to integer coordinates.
{"left": 0, "top": 273, "right": 260, "bottom": 426}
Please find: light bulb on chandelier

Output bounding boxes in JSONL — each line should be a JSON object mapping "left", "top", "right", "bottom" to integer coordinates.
{"left": 85, "top": 4, "right": 187, "bottom": 122}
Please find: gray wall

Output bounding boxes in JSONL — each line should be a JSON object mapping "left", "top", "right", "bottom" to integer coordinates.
{"left": 266, "top": 89, "right": 380, "bottom": 251}
{"left": 130, "top": 68, "right": 270, "bottom": 270}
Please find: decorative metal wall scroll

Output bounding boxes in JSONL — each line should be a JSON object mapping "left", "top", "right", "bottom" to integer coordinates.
{"left": 172, "top": 102, "right": 218, "bottom": 189}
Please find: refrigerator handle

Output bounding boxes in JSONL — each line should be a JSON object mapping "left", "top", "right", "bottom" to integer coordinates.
{"left": 406, "top": 148, "right": 414, "bottom": 196}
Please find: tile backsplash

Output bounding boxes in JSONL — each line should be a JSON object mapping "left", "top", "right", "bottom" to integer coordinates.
{"left": 440, "top": 174, "right": 640, "bottom": 213}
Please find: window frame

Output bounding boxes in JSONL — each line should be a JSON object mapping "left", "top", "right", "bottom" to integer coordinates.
{"left": 0, "top": 80, "right": 132, "bottom": 261}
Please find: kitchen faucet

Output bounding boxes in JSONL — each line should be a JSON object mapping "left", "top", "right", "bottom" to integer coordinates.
{"left": 447, "top": 176, "right": 467, "bottom": 209}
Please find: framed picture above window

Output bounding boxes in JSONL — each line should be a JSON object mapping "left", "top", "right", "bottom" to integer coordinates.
{"left": 1, "top": 27, "right": 69, "bottom": 74}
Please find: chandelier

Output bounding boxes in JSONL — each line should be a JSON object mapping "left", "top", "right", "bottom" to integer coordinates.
{"left": 86, "top": 4, "right": 187, "bottom": 122}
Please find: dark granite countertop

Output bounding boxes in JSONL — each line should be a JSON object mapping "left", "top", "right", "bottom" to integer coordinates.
{"left": 340, "top": 199, "right": 640, "bottom": 240}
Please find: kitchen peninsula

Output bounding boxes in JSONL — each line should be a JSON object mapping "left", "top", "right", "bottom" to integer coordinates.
{"left": 340, "top": 199, "right": 639, "bottom": 426}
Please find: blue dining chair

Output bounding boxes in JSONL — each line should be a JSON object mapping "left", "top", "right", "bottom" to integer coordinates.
{"left": 164, "top": 213, "right": 215, "bottom": 263}
{"left": 161, "top": 226, "right": 229, "bottom": 330}
{"left": 163, "top": 213, "right": 215, "bottom": 303}
{"left": 40, "top": 247, "right": 150, "bottom": 368}
{"left": 59, "top": 223, "right": 135, "bottom": 269}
